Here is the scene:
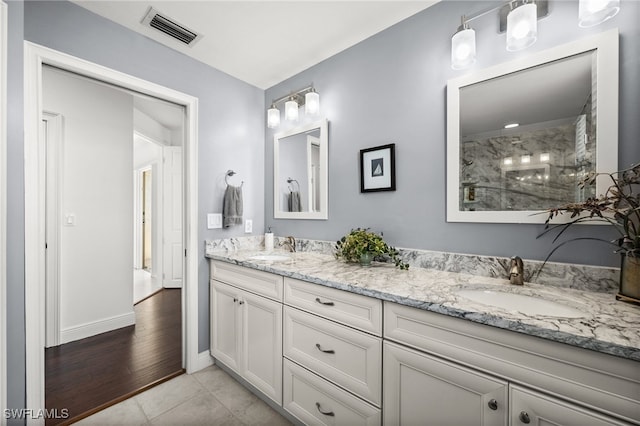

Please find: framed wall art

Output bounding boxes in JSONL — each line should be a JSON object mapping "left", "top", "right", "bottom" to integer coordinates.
{"left": 360, "top": 143, "right": 396, "bottom": 192}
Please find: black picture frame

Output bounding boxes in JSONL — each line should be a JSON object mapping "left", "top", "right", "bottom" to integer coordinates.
{"left": 360, "top": 143, "right": 396, "bottom": 193}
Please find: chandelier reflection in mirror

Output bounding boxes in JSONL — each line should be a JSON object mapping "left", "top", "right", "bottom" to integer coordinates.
{"left": 267, "top": 86, "right": 320, "bottom": 129}
{"left": 451, "top": 0, "right": 620, "bottom": 70}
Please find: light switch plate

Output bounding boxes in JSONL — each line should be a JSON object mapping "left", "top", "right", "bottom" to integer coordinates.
{"left": 244, "top": 219, "right": 253, "bottom": 233}
{"left": 207, "top": 213, "right": 222, "bottom": 229}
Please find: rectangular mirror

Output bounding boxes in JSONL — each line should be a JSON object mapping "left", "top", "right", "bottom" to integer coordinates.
{"left": 447, "top": 29, "right": 618, "bottom": 223}
{"left": 274, "top": 119, "right": 328, "bottom": 219}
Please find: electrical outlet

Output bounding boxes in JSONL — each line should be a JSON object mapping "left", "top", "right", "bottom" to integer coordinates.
{"left": 207, "top": 213, "right": 222, "bottom": 229}
{"left": 244, "top": 219, "right": 253, "bottom": 233}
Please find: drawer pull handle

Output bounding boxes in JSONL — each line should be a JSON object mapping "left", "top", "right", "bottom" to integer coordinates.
{"left": 315, "top": 297, "right": 335, "bottom": 306}
{"left": 315, "top": 343, "right": 335, "bottom": 354}
{"left": 315, "top": 402, "right": 335, "bottom": 417}
{"left": 519, "top": 411, "right": 531, "bottom": 424}
{"left": 487, "top": 399, "right": 498, "bottom": 410}
{"left": 238, "top": 300, "right": 244, "bottom": 305}
{"left": 233, "top": 298, "right": 238, "bottom": 303}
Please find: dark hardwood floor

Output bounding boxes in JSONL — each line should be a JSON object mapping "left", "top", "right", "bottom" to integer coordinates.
{"left": 45, "top": 288, "right": 183, "bottom": 425}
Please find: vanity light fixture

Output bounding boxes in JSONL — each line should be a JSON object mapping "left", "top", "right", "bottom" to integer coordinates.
{"left": 267, "top": 103, "right": 280, "bottom": 129}
{"left": 506, "top": 0, "right": 538, "bottom": 52}
{"left": 451, "top": 0, "right": 620, "bottom": 70}
{"left": 540, "top": 152, "right": 550, "bottom": 162}
{"left": 266, "top": 85, "right": 320, "bottom": 128}
{"left": 285, "top": 97, "right": 299, "bottom": 122}
{"left": 521, "top": 154, "right": 531, "bottom": 164}
{"left": 451, "top": 16, "right": 476, "bottom": 70}
{"left": 504, "top": 122, "right": 520, "bottom": 129}
{"left": 305, "top": 89, "right": 320, "bottom": 116}
{"left": 579, "top": 0, "right": 620, "bottom": 27}
{"left": 503, "top": 157, "right": 513, "bottom": 165}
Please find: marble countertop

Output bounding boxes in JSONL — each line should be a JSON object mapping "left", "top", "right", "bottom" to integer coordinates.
{"left": 206, "top": 249, "right": 640, "bottom": 361}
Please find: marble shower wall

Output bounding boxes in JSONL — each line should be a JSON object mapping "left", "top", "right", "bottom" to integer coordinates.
{"left": 460, "top": 120, "right": 596, "bottom": 211}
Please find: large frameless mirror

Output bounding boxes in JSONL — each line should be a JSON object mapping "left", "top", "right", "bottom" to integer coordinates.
{"left": 274, "top": 119, "right": 328, "bottom": 219}
{"left": 447, "top": 29, "right": 618, "bottom": 223}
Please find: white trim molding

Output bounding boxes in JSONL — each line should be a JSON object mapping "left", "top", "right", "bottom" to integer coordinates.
{"left": 197, "top": 351, "right": 215, "bottom": 372}
{"left": 59, "top": 312, "right": 136, "bottom": 345}
{"left": 1, "top": 2, "right": 8, "bottom": 423}
{"left": 23, "top": 41, "right": 199, "bottom": 419}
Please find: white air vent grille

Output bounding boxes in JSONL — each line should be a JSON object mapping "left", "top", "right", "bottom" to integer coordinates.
{"left": 141, "top": 7, "right": 202, "bottom": 46}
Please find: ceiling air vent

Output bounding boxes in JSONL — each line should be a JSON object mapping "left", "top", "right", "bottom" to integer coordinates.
{"left": 141, "top": 7, "right": 202, "bottom": 46}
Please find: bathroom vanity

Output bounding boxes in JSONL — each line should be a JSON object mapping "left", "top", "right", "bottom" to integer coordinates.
{"left": 207, "top": 250, "right": 639, "bottom": 425}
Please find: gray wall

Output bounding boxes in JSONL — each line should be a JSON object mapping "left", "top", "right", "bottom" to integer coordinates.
{"left": 7, "top": 0, "right": 264, "bottom": 414}
{"left": 265, "top": 0, "right": 640, "bottom": 268}
{"left": 6, "top": 1, "right": 26, "bottom": 421}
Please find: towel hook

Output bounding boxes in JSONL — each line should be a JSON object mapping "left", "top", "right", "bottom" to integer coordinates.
{"left": 225, "top": 169, "right": 244, "bottom": 187}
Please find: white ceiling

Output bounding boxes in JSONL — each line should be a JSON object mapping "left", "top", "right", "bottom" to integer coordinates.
{"left": 72, "top": 0, "right": 439, "bottom": 90}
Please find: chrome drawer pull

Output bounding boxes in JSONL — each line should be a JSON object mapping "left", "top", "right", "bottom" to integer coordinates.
{"left": 487, "top": 399, "right": 498, "bottom": 410}
{"left": 315, "top": 343, "right": 335, "bottom": 354}
{"left": 315, "top": 402, "right": 335, "bottom": 417}
{"left": 315, "top": 297, "right": 335, "bottom": 306}
{"left": 519, "top": 411, "right": 531, "bottom": 424}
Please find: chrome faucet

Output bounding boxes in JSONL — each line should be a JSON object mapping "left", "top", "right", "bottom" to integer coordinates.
{"left": 280, "top": 236, "right": 296, "bottom": 252}
{"left": 509, "top": 256, "right": 525, "bottom": 285}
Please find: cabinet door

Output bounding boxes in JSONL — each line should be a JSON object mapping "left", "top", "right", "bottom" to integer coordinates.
{"left": 384, "top": 342, "right": 508, "bottom": 426}
{"left": 241, "top": 290, "right": 283, "bottom": 405}
{"left": 510, "top": 385, "right": 631, "bottom": 426}
{"left": 210, "top": 280, "right": 241, "bottom": 372}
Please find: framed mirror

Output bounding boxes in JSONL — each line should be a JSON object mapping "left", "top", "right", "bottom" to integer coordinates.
{"left": 274, "top": 119, "right": 328, "bottom": 219}
{"left": 447, "top": 29, "right": 618, "bottom": 223}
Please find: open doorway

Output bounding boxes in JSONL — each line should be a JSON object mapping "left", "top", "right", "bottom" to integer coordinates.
{"left": 24, "top": 42, "right": 199, "bottom": 421}
{"left": 40, "top": 65, "right": 186, "bottom": 422}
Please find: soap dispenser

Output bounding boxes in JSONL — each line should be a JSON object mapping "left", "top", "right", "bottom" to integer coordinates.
{"left": 264, "top": 227, "right": 274, "bottom": 252}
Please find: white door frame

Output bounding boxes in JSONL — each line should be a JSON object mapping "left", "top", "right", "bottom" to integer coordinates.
{"left": 42, "top": 112, "right": 62, "bottom": 349}
{"left": 24, "top": 41, "right": 199, "bottom": 417}
{"left": 1, "top": 1, "right": 8, "bottom": 421}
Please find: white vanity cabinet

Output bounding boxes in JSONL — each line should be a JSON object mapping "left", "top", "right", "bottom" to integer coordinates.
{"left": 209, "top": 261, "right": 283, "bottom": 405}
{"left": 384, "top": 302, "right": 639, "bottom": 426}
{"left": 283, "top": 277, "right": 383, "bottom": 424}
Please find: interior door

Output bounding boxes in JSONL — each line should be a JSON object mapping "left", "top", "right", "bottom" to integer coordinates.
{"left": 163, "top": 146, "right": 182, "bottom": 288}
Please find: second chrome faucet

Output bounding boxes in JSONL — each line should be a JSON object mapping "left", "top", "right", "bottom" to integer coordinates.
{"left": 280, "top": 236, "right": 296, "bottom": 252}
{"left": 509, "top": 256, "right": 525, "bottom": 285}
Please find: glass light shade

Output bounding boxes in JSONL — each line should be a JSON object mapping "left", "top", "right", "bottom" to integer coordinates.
{"left": 305, "top": 91, "right": 320, "bottom": 116}
{"left": 451, "top": 27, "right": 476, "bottom": 70}
{"left": 285, "top": 99, "right": 299, "bottom": 121}
{"left": 506, "top": 3, "right": 537, "bottom": 52}
{"left": 579, "top": 0, "right": 620, "bottom": 27}
{"left": 267, "top": 106, "right": 280, "bottom": 128}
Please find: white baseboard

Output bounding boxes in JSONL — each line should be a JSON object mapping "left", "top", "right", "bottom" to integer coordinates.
{"left": 195, "top": 350, "right": 215, "bottom": 372}
{"left": 60, "top": 311, "right": 135, "bottom": 344}
{"left": 163, "top": 283, "right": 183, "bottom": 289}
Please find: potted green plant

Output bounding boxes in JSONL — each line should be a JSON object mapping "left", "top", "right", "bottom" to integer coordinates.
{"left": 335, "top": 228, "right": 409, "bottom": 270}
{"left": 538, "top": 163, "right": 639, "bottom": 303}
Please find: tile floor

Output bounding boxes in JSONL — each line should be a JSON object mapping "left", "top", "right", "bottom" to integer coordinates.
{"left": 76, "top": 364, "right": 292, "bottom": 425}
{"left": 133, "top": 269, "right": 162, "bottom": 304}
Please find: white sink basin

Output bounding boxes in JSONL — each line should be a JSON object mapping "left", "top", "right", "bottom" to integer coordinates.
{"left": 248, "top": 254, "right": 291, "bottom": 262}
{"left": 455, "top": 289, "right": 586, "bottom": 318}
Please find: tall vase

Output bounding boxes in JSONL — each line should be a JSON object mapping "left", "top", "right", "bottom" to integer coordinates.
{"left": 617, "top": 254, "right": 640, "bottom": 304}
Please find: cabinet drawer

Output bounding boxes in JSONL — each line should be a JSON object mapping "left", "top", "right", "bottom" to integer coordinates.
{"left": 509, "top": 385, "right": 630, "bottom": 426}
{"left": 284, "top": 277, "right": 382, "bottom": 335}
{"left": 283, "top": 358, "right": 381, "bottom": 426}
{"left": 210, "top": 260, "right": 283, "bottom": 301}
{"left": 284, "top": 306, "right": 382, "bottom": 406}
